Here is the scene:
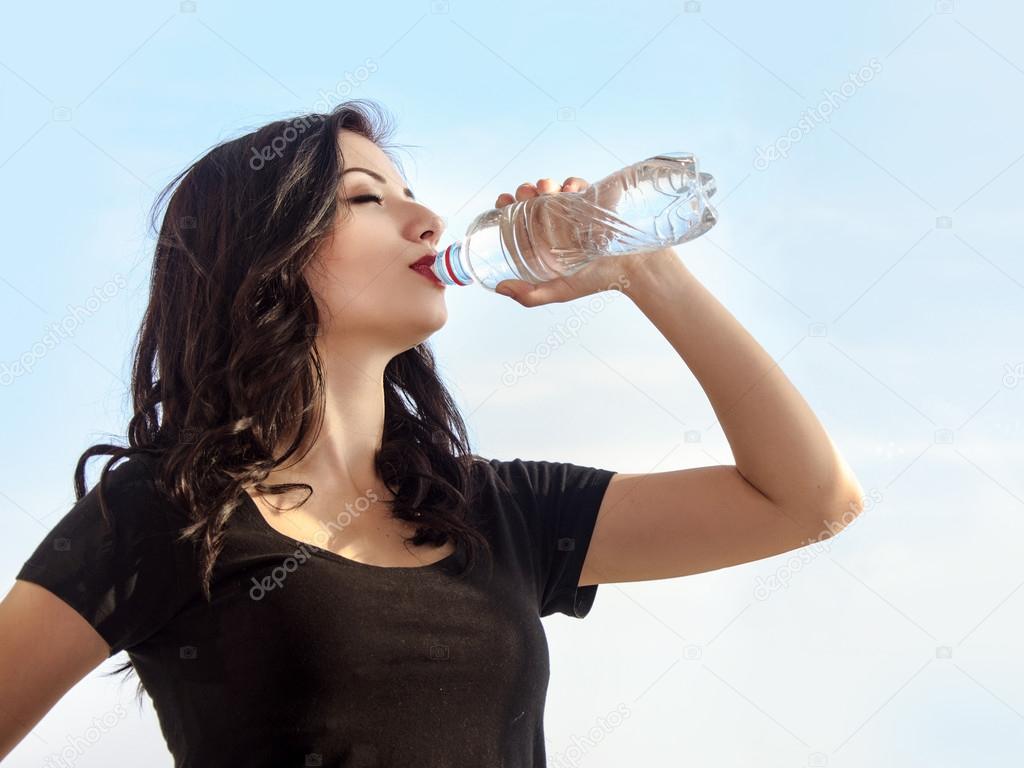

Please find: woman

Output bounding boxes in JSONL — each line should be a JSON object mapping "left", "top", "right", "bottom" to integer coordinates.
{"left": 0, "top": 99, "right": 864, "bottom": 766}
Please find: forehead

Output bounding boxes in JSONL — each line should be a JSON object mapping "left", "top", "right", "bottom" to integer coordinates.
{"left": 337, "top": 130, "right": 402, "bottom": 182}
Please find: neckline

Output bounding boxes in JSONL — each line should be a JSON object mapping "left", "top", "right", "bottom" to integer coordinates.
{"left": 238, "top": 488, "right": 460, "bottom": 572}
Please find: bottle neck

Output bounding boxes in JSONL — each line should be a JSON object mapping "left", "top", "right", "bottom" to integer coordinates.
{"left": 432, "top": 241, "right": 475, "bottom": 286}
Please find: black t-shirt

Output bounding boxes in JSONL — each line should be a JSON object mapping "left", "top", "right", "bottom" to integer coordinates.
{"left": 15, "top": 452, "right": 616, "bottom": 767}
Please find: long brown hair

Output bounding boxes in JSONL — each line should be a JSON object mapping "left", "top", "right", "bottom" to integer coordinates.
{"left": 79, "top": 99, "right": 492, "bottom": 706}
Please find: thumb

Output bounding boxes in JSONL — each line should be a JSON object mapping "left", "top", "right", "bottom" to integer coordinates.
{"left": 494, "top": 279, "right": 536, "bottom": 301}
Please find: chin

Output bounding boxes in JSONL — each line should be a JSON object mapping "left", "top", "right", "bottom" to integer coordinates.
{"left": 403, "top": 302, "right": 448, "bottom": 344}
{"left": 422, "top": 303, "right": 448, "bottom": 333}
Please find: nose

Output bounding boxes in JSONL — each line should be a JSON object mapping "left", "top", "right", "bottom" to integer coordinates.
{"left": 420, "top": 210, "right": 446, "bottom": 250}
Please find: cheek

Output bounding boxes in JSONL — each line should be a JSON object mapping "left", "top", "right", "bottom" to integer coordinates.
{"left": 312, "top": 237, "right": 388, "bottom": 297}
{"left": 311, "top": 254, "right": 420, "bottom": 321}
{"left": 310, "top": 231, "right": 436, "bottom": 318}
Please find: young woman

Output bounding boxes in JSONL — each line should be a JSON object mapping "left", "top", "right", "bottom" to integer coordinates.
{"left": 0, "top": 99, "right": 864, "bottom": 766}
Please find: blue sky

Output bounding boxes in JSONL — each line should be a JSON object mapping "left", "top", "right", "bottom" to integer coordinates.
{"left": 2, "top": 1, "right": 1022, "bottom": 765}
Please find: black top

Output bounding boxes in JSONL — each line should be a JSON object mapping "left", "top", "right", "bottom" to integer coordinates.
{"left": 15, "top": 452, "right": 616, "bottom": 767}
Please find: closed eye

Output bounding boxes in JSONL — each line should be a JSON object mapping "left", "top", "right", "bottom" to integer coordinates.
{"left": 350, "top": 194, "right": 384, "bottom": 205}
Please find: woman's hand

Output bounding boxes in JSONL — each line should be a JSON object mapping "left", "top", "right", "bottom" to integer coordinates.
{"left": 492, "top": 177, "right": 652, "bottom": 307}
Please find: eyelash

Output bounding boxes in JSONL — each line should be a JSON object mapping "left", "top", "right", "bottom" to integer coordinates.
{"left": 350, "top": 194, "right": 384, "bottom": 205}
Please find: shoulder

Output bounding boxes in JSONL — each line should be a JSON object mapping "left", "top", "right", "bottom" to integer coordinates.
{"left": 15, "top": 451, "right": 197, "bottom": 654}
{"left": 20, "top": 452, "right": 182, "bottom": 565}
{"left": 469, "top": 455, "right": 544, "bottom": 491}
{"left": 90, "top": 452, "right": 183, "bottom": 532}
{"left": 466, "top": 456, "right": 540, "bottom": 511}
{"left": 83, "top": 450, "right": 164, "bottom": 497}
{"left": 474, "top": 456, "right": 615, "bottom": 500}
{"left": 468, "top": 456, "right": 616, "bottom": 531}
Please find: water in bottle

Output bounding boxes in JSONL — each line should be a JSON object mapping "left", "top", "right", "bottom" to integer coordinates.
{"left": 430, "top": 152, "right": 718, "bottom": 290}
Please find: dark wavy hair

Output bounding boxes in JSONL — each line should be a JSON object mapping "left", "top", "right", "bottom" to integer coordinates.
{"left": 76, "top": 99, "right": 493, "bottom": 707}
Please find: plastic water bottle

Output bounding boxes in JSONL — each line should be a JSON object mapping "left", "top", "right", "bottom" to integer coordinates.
{"left": 429, "top": 152, "right": 718, "bottom": 290}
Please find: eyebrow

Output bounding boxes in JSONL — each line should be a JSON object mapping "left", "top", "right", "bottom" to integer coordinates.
{"left": 341, "top": 167, "right": 416, "bottom": 200}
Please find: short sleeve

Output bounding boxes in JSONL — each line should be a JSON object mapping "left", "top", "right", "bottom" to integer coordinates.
{"left": 488, "top": 458, "right": 616, "bottom": 619}
{"left": 15, "top": 456, "right": 186, "bottom": 657}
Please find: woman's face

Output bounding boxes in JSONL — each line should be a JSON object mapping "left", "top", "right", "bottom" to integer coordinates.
{"left": 306, "top": 129, "right": 448, "bottom": 355}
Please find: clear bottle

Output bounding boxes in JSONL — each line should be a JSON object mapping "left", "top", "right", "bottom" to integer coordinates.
{"left": 430, "top": 152, "right": 718, "bottom": 290}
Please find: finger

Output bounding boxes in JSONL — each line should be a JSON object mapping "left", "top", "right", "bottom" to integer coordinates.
{"left": 515, "top": 183, "right": 538, "bottom": 202}
{"left": 511, "top": 279, "right": 573, "bottom": 307}
{"left": 494, "top": 278, "right": 532, "bottom": 301}
{"left": 562, "top": 176, "right": 589, "bottom": 192}
{"left": 495, "top": 192, "right": 515, "bottom": 208}
{"left": 536, "top": 178, "right": 559, "bottom": 194}
{"left": 494, "top": 278, "right": 572, "bottom": 307}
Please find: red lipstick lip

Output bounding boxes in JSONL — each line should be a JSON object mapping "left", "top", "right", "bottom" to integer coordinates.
{"left": 411, "top": 264, "right": 444, "bottom": 286}
{"left": 409, "top": 252, "right": 435, "bottom": 269}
